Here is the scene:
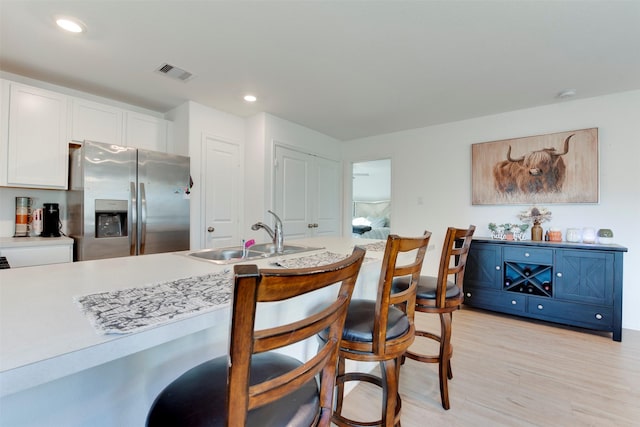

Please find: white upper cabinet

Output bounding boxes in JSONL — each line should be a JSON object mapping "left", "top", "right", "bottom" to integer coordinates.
{"left": 5, "top": 82, "right": 69, "bottom": 189}
{"left": 124, "top": 112, "right": 168, "bottom": 152}
{"left": 71, "top": 98, "right": 123, "bottom": 144}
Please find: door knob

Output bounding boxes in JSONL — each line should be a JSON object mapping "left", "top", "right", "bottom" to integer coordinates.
{"left": 207, "top": 227, "right": 215, "bottom": 233}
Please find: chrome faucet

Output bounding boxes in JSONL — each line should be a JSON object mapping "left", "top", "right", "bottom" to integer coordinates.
{"left": 251, "top": 210, "right": 284, "bottom": 253}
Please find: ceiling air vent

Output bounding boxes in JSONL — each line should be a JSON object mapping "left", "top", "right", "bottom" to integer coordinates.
{"left": 155, "top": 63, "right": 194, "bottom": 82}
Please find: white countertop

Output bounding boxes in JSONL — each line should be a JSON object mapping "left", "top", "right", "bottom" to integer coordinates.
{"left": 0, "top": 236, "right": 73, "bottom": 248}
{"left": 0, "top": 236, "right": 383, "bottom": 397}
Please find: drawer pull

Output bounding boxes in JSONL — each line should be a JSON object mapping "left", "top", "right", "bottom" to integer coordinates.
{"left": 595, "top": 313, "right": 603, "bottom": 320}
{"left": 537, "top": 304, "right": 544, "bottom": 310}
{"left": 495, "top": 266, "right": 501, "bottom": 270}
{"left": 511, "top": 300, "right": 517, "bottom": 305}
{"left": 524, "top": 252, "right": 530, "bottom": 257}
{"left": 466, "top": 292, "right": 471, "bottom": 297}
{"left": 556, "top": 272, "right": 563, "bottom": 278}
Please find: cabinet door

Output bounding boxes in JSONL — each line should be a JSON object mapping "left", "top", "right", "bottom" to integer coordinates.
{"left": 71, "top": 98, "right": 123, "bottom": 144}
{"left": 0, "top": 245, "right": 72, "bottom": 268}
{"left": 555, "top": 249, "right": 614, "bottom": 306}
{"left": 124, "top": 112, "right": 168, "bottom": 152}
{"left": 7, "top": 83, "right": 69, "bottom": 189}
{"left": 465, "top": 242, "right": 502, "bottom": 289}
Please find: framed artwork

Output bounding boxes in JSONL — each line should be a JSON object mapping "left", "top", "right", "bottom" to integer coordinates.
{"left": 472, "top": 128, "right": 599, "bottom": 205}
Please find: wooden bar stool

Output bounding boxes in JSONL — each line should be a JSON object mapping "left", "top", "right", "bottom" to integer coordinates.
{"left": 323, "top": 233, "right": 431, "bottom": 427}
{"left": 146, "top": 247, "right": 365, "bottom": 427}
{"left": 393, "top": 225, "right": 475, "bottom": 410}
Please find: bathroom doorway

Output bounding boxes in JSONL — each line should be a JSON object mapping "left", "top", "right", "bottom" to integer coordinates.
{"left": 351, "top": 159, "right": 391, "bottom": 239}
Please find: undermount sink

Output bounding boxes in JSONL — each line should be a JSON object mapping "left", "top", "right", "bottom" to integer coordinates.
{"left": 188, "top": 247, "right": 265, "bottom": 263}
{"left": 186, "top": 243, "right": 323, "bottom": 264}
{"left": 249, "top": 243, "right": 317, "bottom": 255}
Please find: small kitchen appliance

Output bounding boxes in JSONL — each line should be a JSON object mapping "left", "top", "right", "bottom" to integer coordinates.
{"left": 42, "top": 203, "right": 61, "bottom": 237}
{"left": 14, "top": 197, "right": 32, "bottom": 237}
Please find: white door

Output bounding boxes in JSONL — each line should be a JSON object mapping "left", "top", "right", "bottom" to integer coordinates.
{"left": 274, "top": 145, "right": 341, "bottom": 239}
{"left": 203, "top": 136, "right": 241, "bottom": 248}
{"left": 314, "top": 156, "right": 341, "bottom": 237}
{"left": 275, "top": 146, "right": 311, "bottom": 239}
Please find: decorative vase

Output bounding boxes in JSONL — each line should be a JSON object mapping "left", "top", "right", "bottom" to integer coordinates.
{"left": 531, "top": 221, "right": 543, "bottom": 241}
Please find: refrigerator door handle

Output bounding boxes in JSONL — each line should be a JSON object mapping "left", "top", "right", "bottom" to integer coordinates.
{"left": 140, "top": 182, "right": 147, "bottom": 254}
{"left": 130, "top": 181, "right": 137, "bottom": 256}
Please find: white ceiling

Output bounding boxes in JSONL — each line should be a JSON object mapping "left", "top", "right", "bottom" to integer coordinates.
{"left": 1, "top": 1, "right": 639, "bottom": 141}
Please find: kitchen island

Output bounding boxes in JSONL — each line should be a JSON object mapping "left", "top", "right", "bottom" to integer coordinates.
{"left": 0, "top": 237, "right": 384, "bottom": 427}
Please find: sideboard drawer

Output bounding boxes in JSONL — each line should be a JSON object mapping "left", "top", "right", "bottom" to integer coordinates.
{"left": 503, "top": 247, "right": 553, "bottom": 264}
{"left": 527, "top": 297, "right": 613, "bottom": 329}
{"left": 464, "top": 287, "right": 526, "bottom": 314}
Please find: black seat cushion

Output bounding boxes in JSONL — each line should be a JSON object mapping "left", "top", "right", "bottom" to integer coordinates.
{"left": 319, "top": 299, "right": 410, "bottom": 344}
{"left": 147, "top": 352, "right": 319, "bottom": 427}
{"left": 392, "top": 276, "right": 461, "bottom": 300}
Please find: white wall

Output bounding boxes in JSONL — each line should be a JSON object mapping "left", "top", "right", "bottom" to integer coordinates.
{"left": 166, "top": 101, "right": 246, "bottom": 250}
{"left": 244, "top": 113, "right": 343, "bottom": 237}
{"left": 342, "top": 90, "right": 640, "bottom": 331}
{"left": 352, "top": 159, "right": 391, "bottom": 201}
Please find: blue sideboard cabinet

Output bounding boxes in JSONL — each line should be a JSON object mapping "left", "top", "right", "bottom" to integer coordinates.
{"left": 463, "top": 238, "right": 628, "bottom": 341}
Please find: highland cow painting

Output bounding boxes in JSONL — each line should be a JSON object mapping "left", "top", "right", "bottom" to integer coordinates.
{"left": 472, "top": 128, "right": 598, "bottom": 205}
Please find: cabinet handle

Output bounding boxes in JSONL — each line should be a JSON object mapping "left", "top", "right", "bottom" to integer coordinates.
{"left": 308, "top": 224, "right": 314, "bottom": 228}
{"left": 537, "top": 304, "right": 544, "bottom": 310}
{"left": 524, "top": 252, "right": 530, "bottom": 257}
{"left": 556, "top": 272, "right": 563, "bottom": 278}
{"left": 495, "top": 266, "right": 501, "bottom": 270}
{"left": 595, "top": 313, "right": 603, "bottom": 320}
{"left": 207, "top": 227, "right": 215, "bottom": 233}
{"left": 466, "top": 292, "right": 471, "bottom": 297}
{"left": 511, "top": 300, "right": 517, "bottom": 305}
{"left": 314, "top": 223, "right": 319, "bottom": 228}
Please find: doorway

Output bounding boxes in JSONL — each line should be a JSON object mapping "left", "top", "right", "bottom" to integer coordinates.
{"left": 351, "top": 159, "right": 391, "bottom": 239}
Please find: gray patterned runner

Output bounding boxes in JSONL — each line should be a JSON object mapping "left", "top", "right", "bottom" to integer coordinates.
{"left": 358, "top": 241, "right": 387, "bottom": 252}
{"left": 75, "top": 270, "right": 233, "bottom": 335}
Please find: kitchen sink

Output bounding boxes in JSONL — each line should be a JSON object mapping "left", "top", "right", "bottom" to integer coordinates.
{"left": 186, "top": 243, "right": 323, "bottom": 264}
{"left": 188, "top": 248, "right": 265, "bottom": 263}
{"left": 249, "top": 243, "right": 319, "bottom": 255}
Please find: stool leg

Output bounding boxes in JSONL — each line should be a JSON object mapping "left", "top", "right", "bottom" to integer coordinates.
{"left": 447, "top": 312, "right": 453, "bottom": 380}
{"left": 380, "top": 359, "right": 400, "bottom": 427}
{"left": 334, "top": 356, "right": 346, "bottom": 417}
{"left": 439, "top": 312, "right": 452, "bottom": 410}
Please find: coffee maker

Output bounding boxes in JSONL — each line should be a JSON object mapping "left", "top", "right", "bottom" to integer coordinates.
{"left": 42, "top": 203, "right": 61, "bottom": 237}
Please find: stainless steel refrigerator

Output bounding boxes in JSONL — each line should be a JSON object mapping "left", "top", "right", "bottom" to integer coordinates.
{"left": 67, "top": 140, "right": 191, "bottom": 261}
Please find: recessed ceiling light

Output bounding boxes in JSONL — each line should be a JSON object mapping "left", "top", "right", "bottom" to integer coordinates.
{"left": 244, "top": 95, "right": 257, "bottom": 102}
{"left": 56, "top": 17, "right": 86, "bottom": 33}
{"left": 556, "top": 89, "right": 577, "bottom": 99}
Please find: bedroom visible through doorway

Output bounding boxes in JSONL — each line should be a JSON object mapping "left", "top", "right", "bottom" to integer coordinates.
{"left": 351, "top": 159, "right": 391, "bottom": 240}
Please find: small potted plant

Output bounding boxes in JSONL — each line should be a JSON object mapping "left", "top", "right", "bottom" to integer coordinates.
{"left": 597, "top": 229, "right": 614, "bottom": 244}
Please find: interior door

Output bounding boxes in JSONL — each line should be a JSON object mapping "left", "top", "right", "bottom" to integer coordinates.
{"left": 314, "top": 156, "right": 341, "bottom": 237}
{"left": 203, "top": 136, "right": 241, "bottom": 249}
{"left": 274, "top": 145, "right": 341, "bottom": 239}
{"left": 275, "top": 146, "right": 311, "bottom": 239}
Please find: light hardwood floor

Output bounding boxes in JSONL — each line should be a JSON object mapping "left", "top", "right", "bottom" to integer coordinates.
{"left": 339, "top": 307, "right": 640, "bottom": 426}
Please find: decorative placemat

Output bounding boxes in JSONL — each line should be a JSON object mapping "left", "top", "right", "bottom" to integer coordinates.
{"left": 358, "top": 241, "right": 387, "bottom": 252}
{"left": 75, "top": 270, "right": 233, "bottom": 335}
{"left": 273, "top": 251, "right": 376, "bottom": 269}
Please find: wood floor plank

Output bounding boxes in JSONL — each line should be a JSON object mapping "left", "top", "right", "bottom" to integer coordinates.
{"left": 338, "top": 307, "right": 640, "bottom": 426}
